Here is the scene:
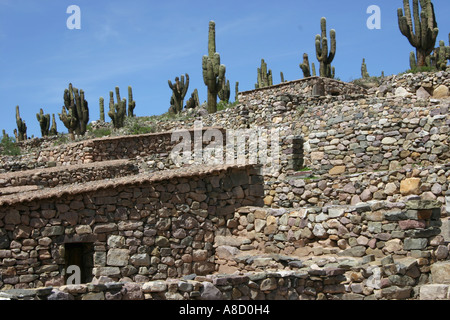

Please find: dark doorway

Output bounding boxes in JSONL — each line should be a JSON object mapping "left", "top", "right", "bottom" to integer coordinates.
{"left": 64, "top": 243, "right": 94, "bottom": 284}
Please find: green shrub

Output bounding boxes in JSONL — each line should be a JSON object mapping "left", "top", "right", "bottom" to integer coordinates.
{"left": 401, "top": 66, "right": 437, "bottom": 74}
{"left": 124, "top": 117, "right": 156, "bottom": 135}
{"left": 0, "top": 135, "right": 21, "bottom": 156}
{"left": 91, "top": 128, "right": 112, "bottom": 138}
{"left": 217, "top": 101, "right": 239, "bottom": 112}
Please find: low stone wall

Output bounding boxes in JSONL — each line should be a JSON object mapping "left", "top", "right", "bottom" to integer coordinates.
{"left": 2, "top": 261, "right": 450, "bottom": 300}
{"left": 34, "top": 127, "right": 225, "bottom": 166}
{"left": 374, "top": 70, "right": 450, "bottom": 98}
{"left": 238, "top": 77, "right": 367, "bottom": 104}
{"left": 0, "top": 164, "right": 264, "bottom": 290}
{"left": 222, "top": 199, "right": 446, "bottom": 264}
{"left": 265, "top": 163, "right": 450, "bottom": 210}
{"left": 0, "top": 160, "right": 138, "bottom": 190}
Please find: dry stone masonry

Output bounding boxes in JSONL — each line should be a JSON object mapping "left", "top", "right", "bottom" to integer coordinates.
{"left": 0, "top": 73, "right": 449, "bottom": 300}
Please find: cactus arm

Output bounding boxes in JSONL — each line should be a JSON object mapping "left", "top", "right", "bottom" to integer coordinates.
{"left": 36, "top": 108, "right": 50, "bottom": 137}
{"left": 300, "top": 53, "right": 311, "bottom": 78}
{"left": 49, "top": 114, "right": 58, "bottom": 136}
{"left": 398, "top": 0, "right": 438, "bottom": 67}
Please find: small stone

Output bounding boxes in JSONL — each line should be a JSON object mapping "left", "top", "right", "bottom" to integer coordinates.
{"left": 395, "top": 87, "right": 411, "bottom": 97}
{"left": 431, "top": 262, "right": 450, "bottom": 284}
{"left": 400, "top": 178, "right": 421, "bottom": 196}
{"left": 313, "top": 224, "right": 327, "bottom": 238}
{"left": 416, "top": 87, "right": 431, "bottom": 99}
{"left": 264, "top": 196, "right": 274, "bottom": 206}
{"left": 130, "top": 254, "right": 150, "bottom": 266}
{"left": 329, "top": 166, "right": 346, "bottom": 175}
{"left": 200, "top": 282, "right": 223, "bottom": 300}
{"left": 431, "top": 183, "right": 442, "bottom": 196}
{"left": 107, "top": 249, "right": 129, "bottom": 267}
{"left": 260, "top": 278, "right": 277, "bottom": 291}
{"left": 434, "top": 245, "right": 449, "bottom": 260}
{"left": 384, "top": 183, "right": 398, "bottom": 196}
{"left": 142, "top": 281, "right": 167, "bottom": 293}
{"left": 360, "top": 189, "right": 372, "bottom": 202}
{"left": 403, "top": 238, "right": 428, "bottom": 250}
{"left": 420, "top": 284, "right": 449, "bottom": 300}
{"left": 433, "top": 85, "right": 449, "bottom": 98}
{"left": 382, "top": 137, "right": 397, "bottom": 145}
{"left": 384, "top": 239, "right": 403, "bottom": 253}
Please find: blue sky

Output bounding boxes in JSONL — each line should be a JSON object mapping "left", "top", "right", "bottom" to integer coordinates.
{"left": 0, "top": 0, "right": 449, "bottom": 138}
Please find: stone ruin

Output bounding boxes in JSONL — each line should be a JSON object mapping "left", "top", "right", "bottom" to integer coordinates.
{"left": 0, "top": 74, "right": 449, "bottom": 300}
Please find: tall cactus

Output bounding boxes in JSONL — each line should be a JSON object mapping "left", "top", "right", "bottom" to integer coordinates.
{"left": 397, "top": 0, "right": 439, "bottom": 67}
{"left": 36, "top": 108, "right": 50, "bottom": 137}
{"left": 202, "top": 21, "right": 226, "bottom": 114}
{"left": 168, "top": 74, "right": 189, "bottom": 114}
{"left": 15, "top": 105, "right": 27, "bottom": 141}
{"left": 255, "top": 59, "right": 273, "bottom": 88}
{"left": 58, "top": 83, "right": 89, "bottom": 140}
{"left": 315, "top": 17, "right": 336, "bottom": 78}
{"left": 108, "top": 89, "right": 126, "bottom": 129}
{"left": 128, "top": 86, "right": 136, "bottom": 117}
{"left": 235, "top": 82, "right": 239, "bottom": 102}
{"left": 99, "top": 97, "right": 105, "bottom": 122}
{"left": 361, "top": 58, "right": 370, "bottom": 78}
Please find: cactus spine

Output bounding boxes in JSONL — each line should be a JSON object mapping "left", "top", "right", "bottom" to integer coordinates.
{"left": 315, "top": 17, "right": 336, "bottom": 78}
{"left": 202, "top": 21, "right": 226, "bottom": 114}
{"left": 168, "top": 74, "right": 189, "bottom": 114}
{"left": 397, "top": 0, "right": 439, "bottom": 67}
{"left": 128, "top": 86, "right": 136, "bottom": 117}
{"left": 36, "top": 108, "right": 50, "bottom": 137}
{"left": 15, "top": 106, "right": 27, "bottom": 141}
{"left": 255, "top": 59, "right": 273, "bottom": 88}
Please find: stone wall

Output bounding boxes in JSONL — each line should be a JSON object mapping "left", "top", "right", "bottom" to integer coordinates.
{"left": 221, "top": 199, "right": 446, "bottom": 265}
{"left": 266, "top": 163, "right": 449, "bottom": 210}
{"left": 303, "top": 98, "right": 449, "bottom": 175}
{"left": 0, "top": 160, "right": 138, "bottom": 190}
{"left": 238, "top": 77, "right": 367, "bottom": 105}
{"left": 2, "top": 259, "right": 449, "bottom": 301}
{"left": 0, "top": 164, "right": 264, "bottom": 290}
